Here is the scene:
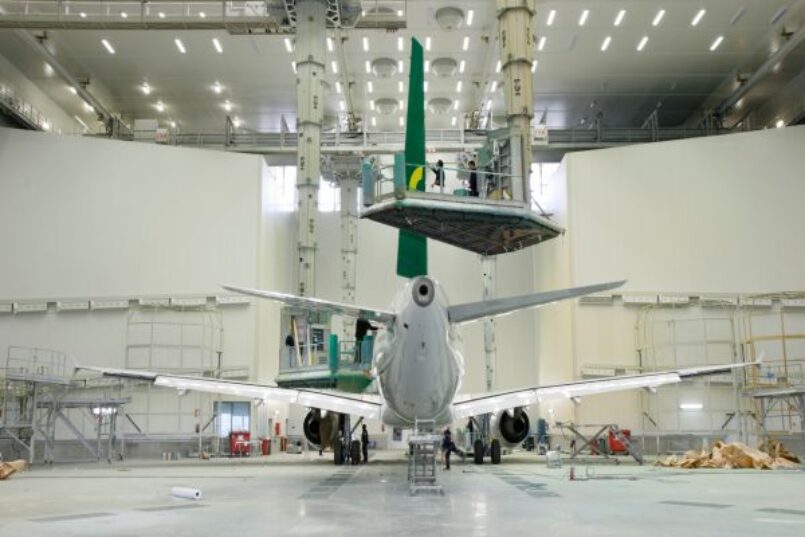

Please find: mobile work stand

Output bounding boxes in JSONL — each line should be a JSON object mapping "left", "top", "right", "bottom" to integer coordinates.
{"left": 408, "top": 419, "right": 444, "bottom": 496}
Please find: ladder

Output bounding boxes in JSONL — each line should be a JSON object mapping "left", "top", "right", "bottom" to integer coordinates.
{"left": 407, "top": 419, "right": 444, "bottom": 496}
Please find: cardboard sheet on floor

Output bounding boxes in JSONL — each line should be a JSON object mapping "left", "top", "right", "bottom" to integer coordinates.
{"left": 0, "top": 459, "right": 27, "bottom": 480}
{"left": 656, "top": 441, "right": 800, "bottom": 470}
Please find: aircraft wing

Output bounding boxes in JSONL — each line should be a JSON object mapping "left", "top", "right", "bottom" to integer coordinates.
{"left": 451, "top": 360, "right": 758, "bottom": 419}
{"left": 80, "top": 367, "right": 383, "bottom": 419}
{"left": 221, "top": 284, "right": 396, "bottom": 326}
{"left": 447, "top": 280, "right": 625, "bottom": 324}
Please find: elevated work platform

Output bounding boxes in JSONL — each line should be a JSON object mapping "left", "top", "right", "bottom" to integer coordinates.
{"left": 361, "top": 191, "right": 563, "bottom": 256}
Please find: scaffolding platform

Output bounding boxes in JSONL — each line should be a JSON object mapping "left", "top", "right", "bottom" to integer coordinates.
{"left": 361, "top": 191, "right": 564, "bottom": 256}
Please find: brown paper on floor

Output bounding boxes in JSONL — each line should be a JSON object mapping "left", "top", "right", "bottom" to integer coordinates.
{"left": 656, "top": 441, "right": 801, "bottom": 470}
{"left": 0, "top": 459, "right": 28, "bottom": 480}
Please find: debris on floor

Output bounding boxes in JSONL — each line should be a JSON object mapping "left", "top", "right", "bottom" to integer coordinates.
{"left": 0, "top": 459, "right": 28, "bottom": 480}
{"left": 171, "top": 486, "right": 203, "bottom": 500}
{"left": 656, "top": 441, "right": 801, "bottom": 470}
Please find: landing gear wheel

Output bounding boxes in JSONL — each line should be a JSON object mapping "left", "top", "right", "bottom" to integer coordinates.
{"left": 334, "top": 441, "right": 344, "bottom": 465}
{"left": 473, "top": 439, "right": 485, "bottom": 465}
{"left": 491, "top": 439, "right": 501, "bottom": 465}
{"left": 350, "top": 440, "right": 361, "bottom": 465}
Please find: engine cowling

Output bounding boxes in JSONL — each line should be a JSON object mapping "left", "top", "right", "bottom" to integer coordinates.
{"left": 491, "top": 407, "right": 531, "bottom": 447}
{"left": 302, "top": 409, "right": 340, "bottom": 449}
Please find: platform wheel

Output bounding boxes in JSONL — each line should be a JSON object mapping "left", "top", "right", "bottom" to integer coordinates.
{"left": 473, "top": 439, "right": 485, "bottom": 465}
{"left": 490, "top": 439, "right": 501, "bottom": 464}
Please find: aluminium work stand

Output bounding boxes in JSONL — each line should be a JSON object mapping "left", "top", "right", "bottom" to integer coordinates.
{"left": 557, "top": 422, "right": 644, "bottom": 465}
{"left": 408, "top": 419, "right": 443, "bottom": 496}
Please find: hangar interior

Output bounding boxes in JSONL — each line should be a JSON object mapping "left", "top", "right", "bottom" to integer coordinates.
{"left": 1, "top": 0, "right": 805, "bottom": 535}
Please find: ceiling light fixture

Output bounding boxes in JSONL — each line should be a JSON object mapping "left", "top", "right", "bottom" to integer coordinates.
{"left": 486, "top": 99, "right": 492, "bottom": 110}
{"left": 691, "top": 9, "right": 706, "bottom": 26}
{"left": 232, "top": 117, "right": 242, "bottom": 128}
{"left": 362, "top": 36, "right": 369, "bottom": 52}
{"left": 291, "top": 61, "right": 297, "bottom": 74}
{"left": 424, "top": 60, "right": 430, "bottom": 72}
{"left": 169, "top": 121, "right": 177, "bottom": 128}
{"left": 462, "top": 36, "right": 469, "bottom": 51}
{"left": 68, "top": 86, "right": 77, "bottom": 95}
{"left": 538, "top": 36, "right": 547, "bottom": 51}
{"left": 223, "top": 100, "right": 232, "bottom": 111}
{"left": 327, "top": 37, "right": 334, "bottom": 52}
{"left": 140, "top": 82, "right": 152, "bottom": 95}
{"left": 397, "top": 10, "right": 403, "bottom": 17}
{"left": 453, "top": 100, "right": 459, "bottom": 110}
{"left": 456, "top": 80, "right": 462, "bottom": 92}
{"left": 212, "top": 38, "right": 223, "bottom": 53}
{"left": 101, "top": 39, "right": 115, "bottom": 54}
{"left": 335, "top": 81, "right": 342, "bottom": 94}
{"left": 371, "top": 116, "right": 376, "bottom": 127}
{"left": 495, "top": 60, "right": 502, "bottom": 73}
{"left": 467, "top": 10, "right": 474, "bottom": 26}
{"left": 155, "top": 101, "right": 165, "bottom": 112}
{"left": 397, "top": 36, "right": 404, "bottom": 51}
{"left": 398, "top": 81, "right": 404, "bottom": 93}
{"left": 83, "top": 102, "right": 94, "bottom": 112}
{"left": 367, "top": 81, "right": 374, "bottom": 93}
{"left": 398, "top": 60, "right": 404, "bottom": 74}
{"left": 365, "top": 60, "right": 371, "bottom": 74}
{"left": 652, "top": 9, "right": 665, "bottom": 27}
{"left": 284, "top": 38, "right": 293, "bottom": 53}
{"left": 174, "top": 38, "right": 186, "bottom": 54}
{"left": 120, "top": 12, "right": 128, "bottom": 19}
{"left": 547, "top": 9, "right": 556, "bottom": 26}
{"left": 459, "top": 60, "right": 466, "bottom": 73}
{"left": 679, "top": 403, "right": 703, "bottom": 410}
{"left": 637, "top": 36, "right": 649, "bottom": 51}
{"left": 213, "top": 81, "right": 223, "bottom": 94}
{"left": 490, "top": 80, "right": 498, "bottom": 92}
{"left": 614, "top": 9, "right": 626, "bottom": 26}
{"left": 531, "top": 59, "right": 538, "bottom": 72}
{"left": 452, "top": 116, "right": 457, "bottom": 127}
{"left": 399, "top": 117, "right": 404, "bottom": 127}
{"left": 158, "top": 12, "right": 165, "bottom": 19}
{"left": 79, "top": 12, "right": 87, "bottom": 19}
{"left": 370, "top": 100, "right": 375, "bottom": 111}
{"left": 339, "top": 100, "right": 345, "bottom": 111}
{"left": 199, "top": 11, "right": 206, "bottom": 19}
{"left": 399, "top": 99, "right": 404, "bottom": 109}
{"left": 579, "top": 9, "right": 589, "bottom": 26}
{"left": 331, "top": 60, "right": 338, "bottom": 73}
{"left": 424, "top": 81, "right": 428, "bottom": 93}
{"left": 425, "top": 36, "right": 432, "bottom": 51}
{"left": 709, "top": 35, "right": 724, "bottom": 51}
{"left": 601, "top": 36, "right": 611, "bottom": 51}
{"left": 776, "top": 119, "right": 785, "bottom": 128}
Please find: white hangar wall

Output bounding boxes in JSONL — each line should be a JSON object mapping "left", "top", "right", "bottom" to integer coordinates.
{"left": 535, "top": 126, "right": 805, "bottom": 439}
{"left": 0, "top": 128, "right": 264, "bottom": 442}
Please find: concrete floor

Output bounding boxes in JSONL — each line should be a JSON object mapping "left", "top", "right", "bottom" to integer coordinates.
{"left": 1, "top": 451, "right": 804, "bottom": 537}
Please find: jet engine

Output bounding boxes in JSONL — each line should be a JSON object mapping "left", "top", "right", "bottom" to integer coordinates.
{"left": 302, "top": 409, "right": 340, "bottom": 449}
{"left": 491, "top": 407, "right": 531, "bottom": 447}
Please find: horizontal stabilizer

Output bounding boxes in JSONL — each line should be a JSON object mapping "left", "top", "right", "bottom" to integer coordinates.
{"left": 221, "top": 284, "right": 395, "bottom": 325}
{"left": 447, "top": 280, "right": 626, "bottom": 324}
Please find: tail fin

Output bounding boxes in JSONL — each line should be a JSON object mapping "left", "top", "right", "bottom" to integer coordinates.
{"left": 396, "top": 37, "right": 428, "bottom": 278}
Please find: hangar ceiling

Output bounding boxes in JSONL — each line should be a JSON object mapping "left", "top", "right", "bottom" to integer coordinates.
{"left": 0, "top": 0, "right": 803, "bottom": 134}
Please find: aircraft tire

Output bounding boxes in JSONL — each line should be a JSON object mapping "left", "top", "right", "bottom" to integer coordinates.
{"left": 334, "top": 441, "right": 344, "bottom": 465}
{"left": 473, "top": 439, "right": 484, "bottom": 464}
{"left": 350, "top": 440, "right": 361, "bottom": 465}
{"left": 491, "top": 439, "right": 501, "bottom": 464}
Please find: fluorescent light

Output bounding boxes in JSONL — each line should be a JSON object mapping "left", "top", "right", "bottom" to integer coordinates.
{"left": 398, "top": 81, "right": 404, "bottom": 93}
{"left": 614, "top": 9, "right": 626, "bottom": 26}
{"left": 399, "top": 117, "right": 404, "bottom": 127}
{"left": 776, "top": 119, "right": 785, "bottom": 128}
{"left": 601, "top": 36, "right": 611, "bottom": 51}
{"left": 68, "top": 86, "right": 77, "bottom": 95}
{"left": 397, "top": 36, "right": 404, "bottom": 51}
{"left": 335, "top": 81, "right": 342, "bottom": 94}
{"left": 339, "top": 100, "right": 345, "bottom": 111}
{"left": 467, "top": 10, "right": 474, "bottom": 26}
{"left": 679, "top": 403, "right": 703, "bottom": 410}
{"left": 459, "top": 60, "right": 466, "bottom": 73}
{"left": 547, "top": 9, "right": 556, "bottom": 26}
{"left": 652, "top": 9, "right": 665, "bottom": 27}
{"left": 397, "top": 10, "right": 403, "bottom": 17}
{"left": 399, "top": 99, "right": 404, "bottom": 109}
{"left": 490, "top": 80, "right": 498, "bottom": 92}
{"left": 424, "top": 81, "right": 428, "bottom": 93}
{"left": 331, "top": 60, "right": 338, "bottom": 73}
{"left": 531, "top": 60, "right": 538, "bottom": 72}
{"left": 456, "top": 80, "right": 462, "bottom": 92}
{"left": 495, "top": 60, "right": 502, "bottom": 73}
{"left": 232, "top": 117, "right": 242, "bottom": 128}
{"left": 462, "top": 36, "right": 469, "bottom": 51}
{"left": 710, "top": 35, "right": 724, "bottom": 51}
{"left": 80, "top": 12, "right": 87, "bottom": 19}
{"left": 365, "top": 60, "right": 371, "bottom": 74}
{"left": 284, "top": 38, "right": 293, "bottom": 53}
{"left": 199, "top": 11, "right": 206, "bottom": 19}
{"left": 140, "top": 82, "right": 152, "bottom": 95}
{"left": 637, "top": 36, "right": 649, "bottom": 51}
{"left": 291, "top": 61, "right": 297, "bottom": 73}
{"left": 398, "top": 59, "right": 404, "bottom": 73}
{"left": 486, "top": 99, "right": 492, "bottom": 110}
{"left": 155, "top": 101, "right": 165, "bottom": 112}
{"left": 42, "top": 120, "right": 51, "bottom": 131}
{"left": 121, "top": 12, "right": 128, "bottom": 19}
{"left": 212, "top": 38, "right": 223, "bottom": 53}
{"left": 579, "top": 9, "right": 589, "bottom": 26}
{"left": 367, "top": 81, "right": 373, "bottom": 93}
{"left": 424, "top": 60, "right": 430, "bottom": 72}
{"left": 223, "top": 100, "right": 232, "bottom": 111}
{"left": 169, "top": 121, "right": 176, "bottom": 128}
{"left": 362, "top": 37, "right": 370, "bottom": 52}
{"left": 691, "top": 9, "right": 706, "bottom": 26}
{"left": 452, "top": 116, "right": 457, "bottom": 127}
{"left": 453, "top": 99, "right": 459, "bottom": 110}
{"left": 371, "top": 116, "right": 376, "bottom": 127}
{"left": 174, "top": 38, "right": 186, "bottom": 54}
{"left": 538, "top": 36, "right": 546, "bottom": 51}
{"left": 327, "top": 37, "right": 334, "bottom": 52}
{"left": 213, "top": 81, "right": 223, "bottom": 94}
{"left": 370, "top": 100, "right": 375, "bottom": 110}
{"left": 158, "top": 11, "right": 165, "bottom": 19}
{"left": 83, "top": 102, "right": 94, "bottom": 112}
{"left": 425, "top": 36, "right": 432, "bottom": 51}
{"left": 101, "top": 39, "right": 115, "bottom": 54}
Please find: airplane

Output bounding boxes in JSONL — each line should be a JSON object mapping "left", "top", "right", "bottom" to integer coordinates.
{"left": 81, "top": 39, "right": 758, "bottom": 465}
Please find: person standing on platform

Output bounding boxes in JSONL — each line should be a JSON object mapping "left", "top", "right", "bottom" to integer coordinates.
{"left": 355, "top": 318, "right": 378, "bottom": 364}
{"left": 431, "top": 159, "right": 445, "bottom": 192}
{"left": 468, "top": 160, "right": 479, "bottom": 197}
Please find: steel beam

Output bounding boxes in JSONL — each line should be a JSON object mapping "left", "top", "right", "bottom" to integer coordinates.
{"left": 481, "top": 256, "right": 498, "bottom": 392}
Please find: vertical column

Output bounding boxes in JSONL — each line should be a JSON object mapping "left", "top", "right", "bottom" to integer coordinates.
{"left": 340, "top": 176, "right": 359, "bottom": 342}
{"left": 295, "top": 0, "right": 327, "bottom": 296}
{"left": 482, "top": 256, "right": 498, "bottom": 392}
{"left": 497, "top": 0, "right": 535, "bottom": 203}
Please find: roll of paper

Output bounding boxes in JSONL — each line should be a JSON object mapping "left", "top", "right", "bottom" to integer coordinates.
{"left": 171, "top": 487, "right": 202, "bottom": 500}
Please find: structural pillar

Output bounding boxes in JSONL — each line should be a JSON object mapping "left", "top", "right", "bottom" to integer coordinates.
{"left": 294, "top": 0, "right": 327, "bottom": 296}
{"left": 340, "top": 175, "right": 359, "bottom": 342}
{"left": 481, "top": 256, "right": 498, "bottom": 392}
{"left": 496, "top": 0, "right": 535, "bottom": 203}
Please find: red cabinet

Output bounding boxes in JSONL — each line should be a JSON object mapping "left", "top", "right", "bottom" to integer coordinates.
{"left": 229, "top": 431, "right": 251, "bottom": 456}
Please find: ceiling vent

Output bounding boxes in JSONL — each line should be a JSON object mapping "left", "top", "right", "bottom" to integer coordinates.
{"left": 371, "top": 57, "right": 398, "bottom": 78}
{"left": 428, "top": 98, "right": 452, "bottom": 115}
{"left": 375, "top": 98, "right": 399, "bottom": 115}
{"left": 431, "top": 58, "right": 458, "bottom": 77}
{"left": 435, "top": 7, "right": 464, "bottom": 30}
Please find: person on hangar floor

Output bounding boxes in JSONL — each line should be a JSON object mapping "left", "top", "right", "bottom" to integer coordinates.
{"left": 467, "top": 160, "right": 479, "bottom": 197}
{"left": 361, "top": 423, "right": 370, "bottom": 463}
{"left": 442, "top": 427, "right": 463, "bottom": 470}
{"left": 354, "top": 318, "right": 379, "bottom": 364}
{"left": 430, "top": 159, "right": 445, "bottom": 192}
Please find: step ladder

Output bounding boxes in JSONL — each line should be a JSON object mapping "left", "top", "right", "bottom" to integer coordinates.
{"left": 407, "top": 419, "right": 443, "bottom": 496}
